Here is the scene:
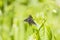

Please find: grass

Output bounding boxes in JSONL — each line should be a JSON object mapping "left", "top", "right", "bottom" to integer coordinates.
{"left": 0, "top": 0, "right": 60, "bottom": 40}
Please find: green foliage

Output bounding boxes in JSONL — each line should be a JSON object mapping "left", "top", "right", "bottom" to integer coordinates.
{"left": 0, "top": 0, "right": 60, "bottom": 40}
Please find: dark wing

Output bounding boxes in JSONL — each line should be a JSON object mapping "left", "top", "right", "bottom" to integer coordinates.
{"left": 24, "top": 15, "right": 36, "bottom": 25}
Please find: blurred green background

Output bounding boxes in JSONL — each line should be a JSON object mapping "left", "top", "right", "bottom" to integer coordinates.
{"left": 0, "top": 0, "right": 60, "bottom": 40}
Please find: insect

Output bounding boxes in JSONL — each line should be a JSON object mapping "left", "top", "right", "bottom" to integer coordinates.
{"left": 24, "top": 15, "right": 36, "bottom": 25}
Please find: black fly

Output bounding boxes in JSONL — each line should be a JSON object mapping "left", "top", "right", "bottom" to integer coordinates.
{"left": 24, "top": 15, "right": 36, "bottom": 25}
